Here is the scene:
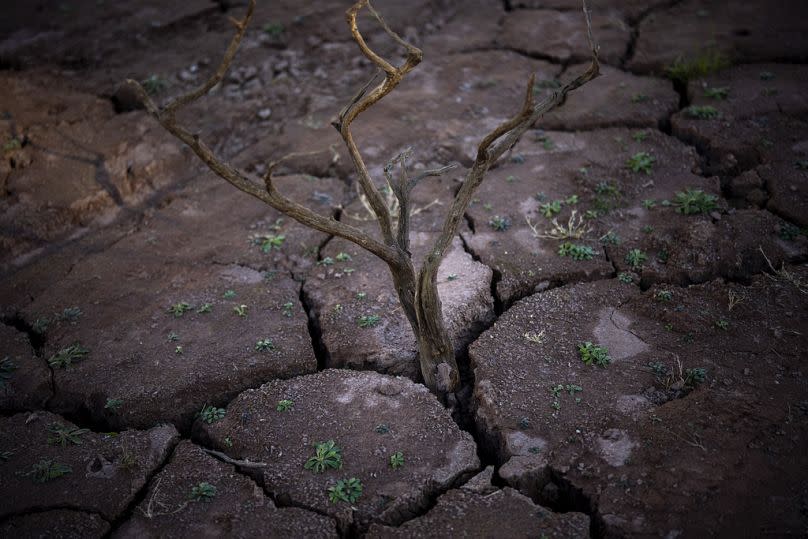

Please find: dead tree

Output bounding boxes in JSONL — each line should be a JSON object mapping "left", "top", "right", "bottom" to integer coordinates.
{"left": 128, "top": 0, "right": 600, "bottom": 397}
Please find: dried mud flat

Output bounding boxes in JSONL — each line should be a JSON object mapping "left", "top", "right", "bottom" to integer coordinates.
{"left": 2, "top": 0, "right": 808, "bottom": 537}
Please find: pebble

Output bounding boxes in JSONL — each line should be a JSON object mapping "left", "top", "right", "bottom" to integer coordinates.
{"left": 257, "top": 108, "right": 272, "bottom": 120}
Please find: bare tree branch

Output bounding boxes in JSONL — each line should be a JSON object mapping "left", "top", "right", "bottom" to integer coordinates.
{"left": 332, "top": 0, "right": 425, "bottom": 250}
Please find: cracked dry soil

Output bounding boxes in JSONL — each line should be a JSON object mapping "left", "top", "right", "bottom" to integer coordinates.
{"left": 2, "top": 0, "right": 808, "bottom": 537}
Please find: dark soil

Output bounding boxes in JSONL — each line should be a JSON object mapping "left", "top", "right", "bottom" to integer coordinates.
{"left": 2, "top": 0, "right": 808, "bottom": 537}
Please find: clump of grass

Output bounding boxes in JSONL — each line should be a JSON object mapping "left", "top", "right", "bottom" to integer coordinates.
{"left": 190, "top": 482, "right": 217, "bottom": 502}
{"left": 358, "top": 314, "right": 381, "bottom": 328}
{"left": 665, "top": 50, "right": 730, "bottom": 85}
{"left": 625, "top": 249, "right": 647, "bottom": 270}
{"left": 168, "top": 302, "right": 192, "bottom": 318}
{"left": 48, "top": 343, "right": 89, "bottom": 368}
{"left": 199, "top": 404, "right": 225, "bottom": 424}
{"left": 47, "top": 423, "right": 89, "bottom": 446}
{"left": 276, "top": 399, "right": 294, "bottom": 412}
{"left": 673, "top": 188, "right": 718, "bottom": 214}
{"left": 578, "top": 342, "right": 611, "bottom": 367}
{"left": 627, "top": 152, "right": 655, "bottom": 174}
{"left": 489, "top": 215, "right": 511, "bottom": 231}
{"left": 328, "top": 477, "right": 362, "bottom": 504}
{"left": 703, "top": 86, "right": 729, "bottom": 100}
{"left": 304, "top": 440, "right": 342, "bottom": 473}
{"left": 558, "top": 242, "right": 596, "bottom": 261}
{"left": 25, "top": 459, "right": 72, "bottom": 483}
{"left": 684, "top": 105, "right": 720, "bottom": 119}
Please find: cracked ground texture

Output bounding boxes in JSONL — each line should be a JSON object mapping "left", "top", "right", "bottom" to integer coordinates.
{"left": 2, "top": 0, "right": 808, "bottom": 537}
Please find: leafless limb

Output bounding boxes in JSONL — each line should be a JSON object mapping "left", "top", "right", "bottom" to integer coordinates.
{"left": 202, "top": 447, "right": 268, "bottom": 469}
{"left": 127, "top": 0, "right": 600, "bottom": 396}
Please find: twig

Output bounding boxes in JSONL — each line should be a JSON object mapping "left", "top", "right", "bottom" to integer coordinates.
{"left": 202, "top": 448, "right": 268, "bottom": 469}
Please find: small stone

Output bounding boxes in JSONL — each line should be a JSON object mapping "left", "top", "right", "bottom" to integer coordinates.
{"left": 257, "top": 108, "right": 272, "bottom": 120}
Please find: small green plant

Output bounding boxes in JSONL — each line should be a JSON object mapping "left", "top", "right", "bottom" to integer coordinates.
{"left": 168, "top": 302, "right": 192, "bottom": 318}
{"left": 618, "top": 272, "right": 633, "bottom": 284}
{"left": 48, "top": 343, "right": 89, "bottom": 368}
{"left": 356, "top": 291, "right": 368, "bottom": 300}
{"left": 328, "top": 477, "right": 363, "bottom": 504}
{"left": 318, "top": 256, "right": 335, "bottom": 266}
{"left": 141, "top": 74, "right": 168, "bottom": 95}
{"left": 26, "top": 459, "right": 72, "bottom": 483}
{"left": 47, "top": 422, "right": 89, "bottom": 446}
{"left": 565, "top": 194, "right": 579, "bottom": 205}
{"left": 223, "top": 290, "right": 236, "bottom": 299}
{"left": 539, "top": 201, "right": 562, "bottom": 218}
{"left": 684, "top": 105, "right": 720, "bottom": 119}
{"left": 56, "top": 306, "right": 82, "bottom": 322}
{"left": 389, "top": 451, "right": 405, "bottom": 469}
{"left": 1, "top": 450, "right": 14, "bottom": 461}
{"left": 703, "top": 86, "right": 729, "bottom": 100}
{"left": 578, "top": 342, "right": 611, "bottom": 367}
{"left": 715, "top": 319, "right": 729, "bottom": 330}
{"left": 375, "top": 424, "right": 390, "bottom": 434}
{"left": 167, "top": 332, "right": 179, "bottom": 342}
{"left": 630, "top": 93, "right": 649, "bottom": 103}
{"left": 599, "top": 231, "right": 620, "bottom": 245}
{"left": 489, "top": 215, "right": 511, "bottom": 231}
{"left": 276, "top": 399, "right": 294, "bottom": 412}
{"left": 447, "top": 273, "right": 458, "bottom": 281}
{"left": 642, "top": 199, "right": 657, "bottom": 209}
{"left": 33, "top": 317, "right": 50, "bottom": 334}
{"left": 335, "top": 252, "right": 352, "bottom": 262}
{"left": 779, "top": 223, "right": 801, "bottom": 240}
{"left": 655, "top": 290, "right": 673, "bottom": 302}
{"left": 358, "top": 314, "right": 381, "bottom": 328}
{"left": 105, "top": 398, "right": 123, "bottom": 411}
{"left": 190, "top": 482, "right": 217, "bottom": 502}
{"left": 565, "top": 383, "right": 583, "bottom": 396}
{"left": 673, "top": 188, "right": 718, "bottom": 215}
{"left": 795, "top": 160, "right": 808, "bottom": 171}
{"left": 632, "top": 131, "right": 649, "bottom": 142}
{"left": 175, "top": 345, "right": 184, "bottom": 355}
{"left": 759, "top": 71, "right": 774, "bottom": 80}
{"left": 625, "top": 249, "right": 647, "bottom": 270}
{"left": 196, "top": 303, "right": 213, "bottom": 314}
{"left": 199, "top": 405, "right": 225, "bottom": 424}
{"left": 233, "top": 304, "right": 248, "bottom": 317}
{"left": 557, "top": 242, "right": 596, "bottom": 261}
{"left": 255, "top": 338, "right": 275, "bottom": 351}
{"left": 263, "top": 22, "right": 284, "bottom": 38}
{"left": 304, "top": 440, "right": 342, "bottom": 473}
{"left": 665, "top": 50, "right": 730, "bottom": 85}
{"left": 627, "top": 152, "right": 655, "bottom": 174}
{"left": 0, "top": 357, "right": 17, "bottom": 386}
{"left": 3, "top": 137, "right": 22, "bottom": 152}
{"left": 684, "top": 367, "right": 707, "bottom": 387}
{"left": 641, "top": 225, "right": 654, "bottom": 234}
{"left": 281, "top": 302, "right": 294, "bottom": 317}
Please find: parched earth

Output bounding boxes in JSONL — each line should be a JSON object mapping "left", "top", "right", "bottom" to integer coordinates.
{"left": 2, "top": 0, "right": 808, "bottom": 537}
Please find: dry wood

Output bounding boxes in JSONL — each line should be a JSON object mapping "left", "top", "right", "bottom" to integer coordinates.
{"left": 128, "top": 0, "right": 600, "bottom": 397}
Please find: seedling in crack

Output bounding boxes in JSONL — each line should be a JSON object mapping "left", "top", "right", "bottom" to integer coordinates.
{"left": 190, "top": 482, "right": 217, "bottom": 502}
{"left": 599, "top": 231, "right": 620, "bottom": 245}
{"left": 0, "top": 357, "right": 17, "bottom": 386}
{"left": 126, "top": 0, "right": 601, "bottom": 395}
{"left": 625, "top": 249, "right": 647, "bottom": 270}
{"left": 168, "top": 302, "right": 192, "bottom": 318}
{"left": 665, "top": 51, "right": 730, "bottom": 85}
{"left": 684, "top": 105, "right": 720, "bottom": 119}
{"left": 673, "top": 188, "right": 718, "bottom": 215}
{"left": 47, "top": 422, "right": 89, "bottom": 446}
{"left": 304, "top": 440, "right": 342, "bottom": 473}
{"left": 105, "top": 398, "right": 124, "bottom": 412}
{"left": 578, "top": 342, "right": 611, "bottom": 367}
{"left": 703, "top": 86, "right": 729, "bottom": 100}
{"left": 328, "top": 477, "right": 362, "bottom": 504}
{"left": 48, "top": 343, "right": 89, "bottom": 368}
{"left": 199, "top": 404, "right": 225, "bottom": 424}
{"left": 276, "top": 399, "right": 294, "bottom": 412}
{"left": 627, "top": 152, "right": 655, "bottom": 174}
{"left": 557, "top": 242, "right": 596, "bottom": 261}
{"left": 389, "top": 451, "right": 405, "bottom": 469}
{"left": 56, "top": 306, "right": 82, "bottom": 322}
{"left": 358, "top": 314, "right": 381, "bottom": 328}
{"left": 25, "top": 459, "right": 72, "bottom": 483}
